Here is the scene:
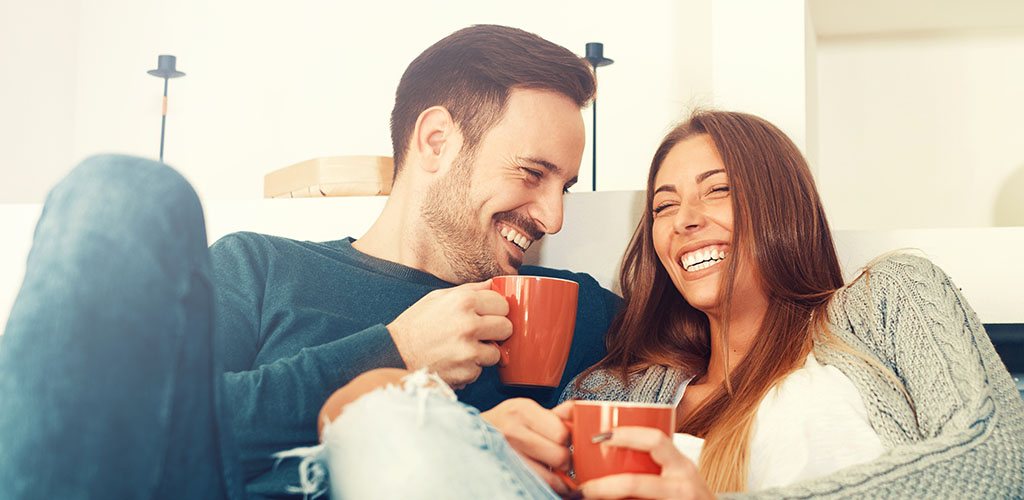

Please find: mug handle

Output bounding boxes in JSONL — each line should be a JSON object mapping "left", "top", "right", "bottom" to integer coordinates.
{"left": 489, "top": 340, "right": 511, "bottom": 368}
{"left": 498, "top": 341, "right": 510, "bottom": 367}
{"left": 553, "top": 468, "right": 578, "bottom": 492}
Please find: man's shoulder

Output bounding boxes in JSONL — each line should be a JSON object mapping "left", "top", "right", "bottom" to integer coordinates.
{"left": 210, "top": 231, "right": 351, "bottom": 259}
{"left": 518, "top": 265, "right": 622, "bottom": 315}
{"left": 518, "top": 265, "right": 605, "bottom": 290}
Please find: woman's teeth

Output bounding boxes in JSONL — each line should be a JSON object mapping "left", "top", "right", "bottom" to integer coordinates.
{"left": 681, "top": 247, "right": 727, "bottom": 271}
{"left": 499, "top": 226, "right": 532, "bottom": 251}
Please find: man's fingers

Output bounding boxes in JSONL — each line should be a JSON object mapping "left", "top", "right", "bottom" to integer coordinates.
{"left": 475, "top": 315, "right": 513, "bottom": 342}
{"left": 445, "top": 363, "right": 483, "bottom": 389}
{"left": 475, "top": 340, "right": 501, "bottom": 367}
{"left": 454, "top": 279, "right": 493, "bottom": 291}
{"left": 472, "top": 288, "right": 510, "bottom": 317}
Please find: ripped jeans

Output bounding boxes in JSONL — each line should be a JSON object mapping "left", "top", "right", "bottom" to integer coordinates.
{"left": 0, "top": 155, "right": 244, "bottom": 499}
{"left": 279, "top": 371, "right": 561, "bottom": 500}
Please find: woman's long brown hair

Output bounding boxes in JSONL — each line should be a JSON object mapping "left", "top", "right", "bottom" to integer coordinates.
{"left": 579, "top": 110, "right": 845, "bottom": 492}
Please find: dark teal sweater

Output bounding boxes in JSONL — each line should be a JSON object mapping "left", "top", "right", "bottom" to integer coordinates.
{"left": 209, "top": 232, "right": 620, "bottom": 499}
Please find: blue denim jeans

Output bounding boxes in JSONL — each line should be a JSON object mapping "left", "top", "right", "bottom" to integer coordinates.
{"left": 283, "top": 371, "right": 561, "bottom": 500}
{"left": 0, "top": 155, "right": 245, "bottom": 499}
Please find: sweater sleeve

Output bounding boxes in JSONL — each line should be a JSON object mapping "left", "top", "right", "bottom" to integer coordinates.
{"left": 209, "top": 233, "right": 406, "bottom": 480}
{"left": 726, "top": 254, "right": 1024, "bottom": 499}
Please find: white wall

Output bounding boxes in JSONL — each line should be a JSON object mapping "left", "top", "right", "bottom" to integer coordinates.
{"left": 710, "top": 0, "right": 816, "bottom": 165}
{"left": 0, "top": 0, "right": 715, "bottom": 203}
{"left": 4, "top": 2, "right": 1024, "bottom": 339}
{"left": 0, "top": 0, "right": 81, "bottom": 201}
{"left": 5, "top": 1, "right": 1024, "bottom": 226}
{"left": 816, "top": 32, "right": 1024, "bottom": 230}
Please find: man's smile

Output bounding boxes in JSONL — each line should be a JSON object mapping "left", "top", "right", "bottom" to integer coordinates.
{"left": 497, "top": 222, "right": 533, "bottom": 251}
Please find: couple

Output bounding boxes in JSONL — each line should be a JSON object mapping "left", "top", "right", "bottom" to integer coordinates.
{"left": 309, "top": 110, "right": 1024, "bottom": 499}
{"left": 0, "top": 23, "right": 1021, "bottom": 500}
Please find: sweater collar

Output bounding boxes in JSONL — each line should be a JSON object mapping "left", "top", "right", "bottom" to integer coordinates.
{"left": 328, "top": 237, "right": 456, "bottom": 289}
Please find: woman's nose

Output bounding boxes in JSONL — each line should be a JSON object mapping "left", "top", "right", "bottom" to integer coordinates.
{"left": 672, "top": 201, "right": 706, "bottom": 233}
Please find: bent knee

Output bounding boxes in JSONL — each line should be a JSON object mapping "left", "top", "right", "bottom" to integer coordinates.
{"left": 319, "top": 368, "right": 412, "bottom": 435}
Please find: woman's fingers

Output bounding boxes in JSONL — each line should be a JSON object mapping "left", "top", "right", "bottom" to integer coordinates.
{"left": 580, "top": 472, "right": 714, "bottom": 500}
{"left": 597, "top": 426, "right": 693, "bottom": 472}
{"left": 580, "top": 473, "right": 679, "bottom": 499}
{"left": 482, "top": 398, "right": 572, "bottom": 470}
{"left": 552, "top": 399, "right": 576, "bottom": 420}
{"left": 577, "top": 427, "right": 714, "bottom": 499}
{"left": 520, "top": 455, "right": 570, "bottom": 495}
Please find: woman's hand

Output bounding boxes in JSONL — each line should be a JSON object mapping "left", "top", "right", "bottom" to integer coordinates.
{"left": 579, "top": 426, "right": 715, "bottom": 500}
{"left": 482, "top": 399, "right": 575, "bottom": 495}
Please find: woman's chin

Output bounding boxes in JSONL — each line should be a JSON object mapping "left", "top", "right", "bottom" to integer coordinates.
{"left": 675, "top": 286, "right": 720, "bottom": 311}
{"left": 686, "top": 299, "right": 717, "bottom": 314}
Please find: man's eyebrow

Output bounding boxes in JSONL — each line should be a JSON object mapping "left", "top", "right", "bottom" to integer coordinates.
{"left": 696, "top": 168, "right": 726, "bottom": 183}
{"left": 521, "top": 156, "right": 578, "bottom": 185}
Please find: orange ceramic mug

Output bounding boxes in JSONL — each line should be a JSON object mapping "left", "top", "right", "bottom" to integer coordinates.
{"left": 490, "top": 275, "right": 578, "bottom": 387}
{"left": 571, "top": 401, "right": 676, "bottom": 484}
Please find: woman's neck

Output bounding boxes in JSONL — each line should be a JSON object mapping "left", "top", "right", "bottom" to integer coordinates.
{"left": 700, "top": 297, "right": 769, "bottom": 387}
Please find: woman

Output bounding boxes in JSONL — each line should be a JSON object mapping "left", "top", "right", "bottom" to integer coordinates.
{"left": 300, "top": 110, "right": 1024, "bottom": 499}
{"left": 558, "top": 110, "right": 1024, "bottom": 498}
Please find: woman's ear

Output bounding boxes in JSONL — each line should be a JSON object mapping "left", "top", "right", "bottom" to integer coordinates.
{"left": 411, "top": 106, "right": 461, "bottom": 174}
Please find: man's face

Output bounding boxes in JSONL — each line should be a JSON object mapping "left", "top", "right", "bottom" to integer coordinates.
{"left": 421, "top": 88, "right": 585, "bottom": 283}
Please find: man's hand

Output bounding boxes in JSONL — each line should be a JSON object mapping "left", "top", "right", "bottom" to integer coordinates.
{"left": 482, "top": 399, "right": 575, "bottom": 495}
{"left": 387, "top": 280, "right": 512, "bottom": 389}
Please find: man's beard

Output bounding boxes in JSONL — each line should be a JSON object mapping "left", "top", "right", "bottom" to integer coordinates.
{"left": 420, "top": 153, "right": 506, "bottom": 283}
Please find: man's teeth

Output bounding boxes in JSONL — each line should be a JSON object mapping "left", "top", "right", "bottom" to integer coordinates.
{"left": 681, "top": 247, "right": 727, "bottom": 271}
{"left": 499, "top": 226, "right": 532, "bottom": 251}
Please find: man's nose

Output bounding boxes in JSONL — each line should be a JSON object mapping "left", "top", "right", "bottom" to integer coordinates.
{"left": 531, "top": 188, "right": 565, "bottom": 235}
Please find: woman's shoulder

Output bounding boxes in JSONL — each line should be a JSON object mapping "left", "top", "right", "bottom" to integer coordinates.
{"left": 560, "top": 365, "right": 688, "bottom": 404}
{"left": 824, "top": 253, "right": 950, "bottom": 355}
{"left": 832, "top": 252, "right": 954, "bottom": 312}
{"left": 562, "top": 368, "right": 630, "bottom": 401}
{"left": 854, "top": 252, "right": 950, "bottom": 288}
{"left": 824, "top": 251, "right": 976, "bottom": 370}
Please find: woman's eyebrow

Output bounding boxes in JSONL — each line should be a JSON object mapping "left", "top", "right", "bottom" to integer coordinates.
{"left": 696, "top": 168, "right": 725, "bottom": 183}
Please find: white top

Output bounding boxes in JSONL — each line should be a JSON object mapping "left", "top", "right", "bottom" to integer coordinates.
{"left": 671, "top": 353, "right": 885, "bottom": 490}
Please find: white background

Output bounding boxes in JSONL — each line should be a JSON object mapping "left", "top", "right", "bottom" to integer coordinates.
{"left": 3, "top": 0, "right": 1021, "bottom": 230}
{"left": 3, "top": 0, "right": 1024, "bottom": 330}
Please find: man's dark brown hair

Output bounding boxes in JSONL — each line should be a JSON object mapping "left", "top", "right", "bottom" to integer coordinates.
{"left": 389, "top": 24, "right": 596, "bottom": 177}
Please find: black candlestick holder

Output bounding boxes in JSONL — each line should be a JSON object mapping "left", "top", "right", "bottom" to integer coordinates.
{"left": 585, "top": 43, "right": 613, "bottom": 191}
{"left": 147, "top": 55, "right": 186, "bottom": 163}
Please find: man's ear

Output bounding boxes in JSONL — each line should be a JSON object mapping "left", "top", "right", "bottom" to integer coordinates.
{"left": 411, "top": 106, "right": 461, "bottom": 174}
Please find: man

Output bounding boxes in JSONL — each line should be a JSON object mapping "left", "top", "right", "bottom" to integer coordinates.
{"left": 212, "top": 25, "right": 619, "bottom": 497}
{"left": 0, "top": 25, "right": 619, "bottom": 499}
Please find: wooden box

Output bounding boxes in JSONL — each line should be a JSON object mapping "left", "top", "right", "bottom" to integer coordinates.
{"left": 264, "top": 156, "right": 394, "bottom": 198}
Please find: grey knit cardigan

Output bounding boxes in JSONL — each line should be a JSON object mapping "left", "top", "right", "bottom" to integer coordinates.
{"left": 561, "top": 254, "right": 1024, "bottom": 499}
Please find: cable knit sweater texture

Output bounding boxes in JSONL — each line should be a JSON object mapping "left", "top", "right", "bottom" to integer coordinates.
{"left": 561, "top": 254, "right": 1024, "bottom": 498}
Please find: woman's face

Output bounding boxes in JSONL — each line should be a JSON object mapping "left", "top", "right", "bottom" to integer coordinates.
{"left": 650, "top": 134, "right": 765, "bottom": 316}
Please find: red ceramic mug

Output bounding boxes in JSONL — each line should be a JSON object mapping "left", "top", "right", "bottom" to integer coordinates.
{"left": 490, "top": 275, "right": 578, "bottom": 387}
{"left": 571, "top": 401, "right": 676, "bottom": 484}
